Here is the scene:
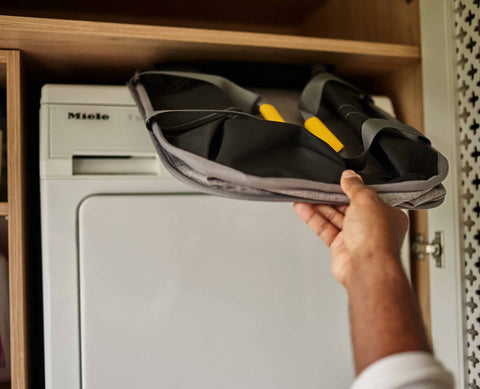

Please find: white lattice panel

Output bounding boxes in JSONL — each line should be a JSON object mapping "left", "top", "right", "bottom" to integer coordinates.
{"left": 454, "top": 1, "right": 480, "bottom": 387}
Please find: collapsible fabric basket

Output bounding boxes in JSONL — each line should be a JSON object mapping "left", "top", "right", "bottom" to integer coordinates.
{"left": 128, "top": 68, "right": 448, "bottom": 209}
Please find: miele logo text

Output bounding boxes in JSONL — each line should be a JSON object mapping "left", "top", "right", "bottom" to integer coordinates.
{"left": 67, "top": 112, "right": 110, "bottom": 120}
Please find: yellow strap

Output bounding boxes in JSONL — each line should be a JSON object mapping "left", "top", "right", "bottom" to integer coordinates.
{"left": 304, "top": 117, "right": 344, "bottom": 152}
{"left": 259, "top": 103, "right": 285, "bottom": 123}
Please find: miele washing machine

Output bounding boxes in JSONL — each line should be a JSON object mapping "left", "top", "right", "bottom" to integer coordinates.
{"left": 40, "top": 84, "right": 408, "bottom": 389}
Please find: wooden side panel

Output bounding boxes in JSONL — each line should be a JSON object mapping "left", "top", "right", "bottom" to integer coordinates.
{"left": 0, "top": 52, "right": 9, "bottom": 389}
{"left": 301, "top": 0, "right": 420, "bottom": 45}
{"left": 4, "top": 50, "right": 27, "bottom": 389}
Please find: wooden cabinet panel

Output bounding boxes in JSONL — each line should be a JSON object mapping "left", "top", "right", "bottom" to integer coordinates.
{"left": 0, "top": 50, "right": 26, "bottom": 389}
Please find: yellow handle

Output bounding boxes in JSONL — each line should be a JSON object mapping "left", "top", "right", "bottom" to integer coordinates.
{"left": 304, "top": 117, "right": 344, "bottom": 152}
{"left": 259, "top": 103, "right": 285, "bottom": 123}
{"left": 259, "top": 104, "right": 344, "bottom": 153}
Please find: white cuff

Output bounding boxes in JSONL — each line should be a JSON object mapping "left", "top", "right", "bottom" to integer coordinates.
{"left": 351, "top": 351, "right": 454, "bottom": 389}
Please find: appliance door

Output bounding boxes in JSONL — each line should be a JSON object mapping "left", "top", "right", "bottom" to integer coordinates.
{"left": 78, "top": 194, "right": 352, "bottom": 389}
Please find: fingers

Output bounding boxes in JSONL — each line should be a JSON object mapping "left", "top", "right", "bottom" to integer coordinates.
{"left": 329, "top": 231, "right": 345, "bottom": 253}
{"left": 293, "top": 203, "right": 339, "bottom": 247}
{"left": 314, "top": 204, "right": 344, "bottom": 229}
{"left": 340, "top": 170, "right": 366, "bottom": 200}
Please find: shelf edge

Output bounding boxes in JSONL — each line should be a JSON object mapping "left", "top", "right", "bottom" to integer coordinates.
{"left": 0, "top": 15, "right": 421, "bottom": 59}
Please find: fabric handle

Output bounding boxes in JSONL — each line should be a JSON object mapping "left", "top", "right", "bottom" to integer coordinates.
{"left": 343, "top": 118, "right": 431, "bottom": 170}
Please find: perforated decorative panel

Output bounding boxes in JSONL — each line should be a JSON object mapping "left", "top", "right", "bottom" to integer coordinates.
{"left": 454, "top": 0, "right": 480, "bottom": 386}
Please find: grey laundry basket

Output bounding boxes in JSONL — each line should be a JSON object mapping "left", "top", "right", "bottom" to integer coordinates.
{"left": 128, "top": 69, "right": 448, "bottom": 209}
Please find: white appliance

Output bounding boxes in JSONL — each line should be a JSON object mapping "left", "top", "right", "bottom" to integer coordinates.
{"left": 40, "top": 84, "right": 404, "bottom": 389}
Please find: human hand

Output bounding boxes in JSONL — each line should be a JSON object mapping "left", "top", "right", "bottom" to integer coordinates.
{"left": 293, "top": 170, "right": 409, "bottom": 287}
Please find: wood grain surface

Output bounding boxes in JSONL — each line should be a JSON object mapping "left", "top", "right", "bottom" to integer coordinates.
{"left": 1, "top": 50, "right": 27, "bottom": 389}
{"left": 0, "top": 16, "right": 420, "bottom": 79}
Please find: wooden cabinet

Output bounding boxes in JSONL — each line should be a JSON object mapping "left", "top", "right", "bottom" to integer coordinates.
{"left": 0, "top": 1, "right": 428, "bottom": 387}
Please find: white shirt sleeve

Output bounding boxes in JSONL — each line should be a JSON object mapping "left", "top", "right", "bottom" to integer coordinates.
{"left": 351, "top": 351, "right": 455, "bottom": 389}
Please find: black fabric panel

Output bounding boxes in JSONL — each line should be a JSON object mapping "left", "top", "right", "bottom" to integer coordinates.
{"left": 214, "top": 119, "right": 345, "bottom": 182}
{"left": 374, "top": 136, "right": 438, "bottom": 178}
{"left": 141, "top": 70, "right": 440, "bottom": 185}
{"left": 141, "top": 74, "right": 235, "bottom": 111}
{"left": 166, "top": 116, "right": 228, "bottom": 159}
{"left": 166, "top": 116, "right": 345, "bottom": 183}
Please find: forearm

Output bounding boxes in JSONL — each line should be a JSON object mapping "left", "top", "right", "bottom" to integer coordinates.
{"left": 345, "top": 253, "right": 431, "bottom": 375}
{"left": 294, "top": 172, "right": 435, "bottom": 379}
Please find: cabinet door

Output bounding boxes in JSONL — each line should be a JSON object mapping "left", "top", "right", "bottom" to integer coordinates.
{"left": 420, "top": 1, "right": 465, "bottom": 387}
{"left": 78, "top": 194, "right": 354, "bottom": 389}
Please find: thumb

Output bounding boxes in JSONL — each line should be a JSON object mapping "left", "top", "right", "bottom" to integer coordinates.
{"left": 340, "top": 170, "right": 365, "bottom": 200}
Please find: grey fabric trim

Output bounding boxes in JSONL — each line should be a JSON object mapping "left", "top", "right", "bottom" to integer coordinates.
{"left": 299, "top": 109, "right": 314, "bottom": 122}
{"left": 145, "top": 108, "right": 261, "bottom": 129}
{"left": 273, "top": 184, "right": 446, "bottom": 209}
{"left": 131, "top": 70, "right": 261, "bottom": 113}
{"left": 343, "top": 118, "right": 432, "bottom": 170}
{"left": 133, "top": 81, "right": 155, "bottom": 118}
{"left": 299, "top": 72, "right": 368, "bottom": 117}
{"left": 361, "top": 118, "right": 428, "bottom": 148}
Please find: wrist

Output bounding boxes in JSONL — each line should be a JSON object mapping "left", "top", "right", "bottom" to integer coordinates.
{"left": 342, "top": 251, "right": 402, "bottom": 291}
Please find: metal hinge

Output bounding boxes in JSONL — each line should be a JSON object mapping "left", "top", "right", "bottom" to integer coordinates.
{"left": 411, "top": 231, "right": 445, "bottom": 268}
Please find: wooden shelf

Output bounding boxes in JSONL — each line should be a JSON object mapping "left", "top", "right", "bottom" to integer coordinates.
{"left": 0, "top": 16, "right": 420, "bottom": 79}
{"left": 0, "top": 202, "right": 7, "bottom": 216}
{"left": 0, "top": 0, "right": 420, "bottom": 45}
